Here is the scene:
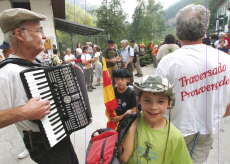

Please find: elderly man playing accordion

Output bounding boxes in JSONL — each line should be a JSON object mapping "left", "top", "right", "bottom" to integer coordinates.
{"left": 0, "top": 8, "right": 78, "bottom": 163}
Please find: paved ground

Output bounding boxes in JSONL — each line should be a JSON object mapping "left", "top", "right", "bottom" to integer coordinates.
{"left": 0, "top": 65, "right": 230, "bottom": 164}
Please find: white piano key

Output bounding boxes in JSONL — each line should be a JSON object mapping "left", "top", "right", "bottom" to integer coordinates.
{"left": 45, "top": 124, "right": 63, "bottom": 136}
{"left": 50, "top": 140, "right": 58, "bottom": 148}
{"left": 43, "top": 114, "right": 59, "bottom": 126}
{"left": 44, "top": 121, "right": 62, "bottom": 133}
{"left": 30, "top": 87, "right": 50, "bottom": 95}
{"left": 28, "top": 78, "right": 47, "bottom": 87}
{"left": 41, "top": 95, "right": 53, "bottom": 101}
{"left": 39, "top": 91, "right": 52, "bottom": 99}
{"left": 25, "top": 73, "right": 46, "bottom": 80}
{"left": 26, "top": 77, "right": 47, "bottom": 84}
{"left": 31, "top": 90, "right": 51, "bottom": 98}
{"left": 24, "top": 69, "right": 44, "bottom": 76}
{"left": 29, "top": 82, "right": 49, "bottom": 91}
{"left": 41, "top": 115, "right": 49, "bottom": 124}
{"left": 31, "top": 93, "right": 40, "bottom": 98}
{"left": 49, "top": 100, "right": 54, "bottom": 105}
{"left": 49, "top": 129, "right": 65, "bottom": 143}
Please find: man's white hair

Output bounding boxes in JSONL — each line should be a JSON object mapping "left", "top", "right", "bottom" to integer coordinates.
{"left": 219, "top": 32, "right": 226, "bottom": 38}
{"left": 176, "top": 4, "right": 210, "bottom": 41}
{"left": 4, "top": 30, "right": 15, "bottom": 44}
{"left": 67, "top": 48, "right": 71, "bottom": 51}
{"left": 121, "top": 39, "right": 128, "bottom": 45}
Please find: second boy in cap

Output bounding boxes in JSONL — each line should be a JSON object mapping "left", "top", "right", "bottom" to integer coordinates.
{"left": 110, "top": 69, "right": 136, "bottom": 123}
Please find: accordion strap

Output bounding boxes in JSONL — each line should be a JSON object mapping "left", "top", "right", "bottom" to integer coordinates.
{"left": 0, "top": 58, "right": 42, "bottom": 68}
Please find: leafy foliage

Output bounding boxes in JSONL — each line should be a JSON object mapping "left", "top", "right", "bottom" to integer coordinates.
{"left": 94, "top": 0, "right": 128, "bottom": 42}
{"left": 65, "top": 1, "right": 96, "bottom": 27}
{"left": 130, "top": 0, "right": 166, "bottom": 42}
{"left": 164, "top": 0, "right": 206, "bottom": 20}
{"left": 56, "top": 1, "right": 97, "bottom": 50}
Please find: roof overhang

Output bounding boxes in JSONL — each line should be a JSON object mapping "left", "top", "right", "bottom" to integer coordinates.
{"left": 53, "top": 17, "right": 104, "bottom": 36}
{"left": 214, "top": 0, "right": 226, "bottom": 9}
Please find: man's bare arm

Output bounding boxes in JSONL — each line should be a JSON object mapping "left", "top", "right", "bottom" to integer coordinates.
{"left": 223, "top": 103, "right": 230, "bottom": 117}
{"left": 0, "top": 96, "right": 51, "bottom": 129}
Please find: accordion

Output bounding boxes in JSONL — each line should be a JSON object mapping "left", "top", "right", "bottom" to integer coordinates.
{"left": 20, "top": 64, "right": 93, "bottom": 149}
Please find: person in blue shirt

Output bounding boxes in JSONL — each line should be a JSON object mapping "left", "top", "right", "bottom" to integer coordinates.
{"left": 87, "top": 42, "right": 94, "bottom": 57}
{"left": 114, "top": 44, "right": 120, "bottom": 55}
{"left": 218, "top": 39, "right": 229, "bottom": 54}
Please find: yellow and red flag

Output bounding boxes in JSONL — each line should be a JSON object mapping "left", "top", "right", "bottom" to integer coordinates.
{"left": 103, "top": 59, "right": 119, "bottom": 130}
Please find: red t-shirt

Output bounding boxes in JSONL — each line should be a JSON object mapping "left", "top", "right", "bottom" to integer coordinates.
{"left": 225, "top": 37, "right": 230, "bottom": 48}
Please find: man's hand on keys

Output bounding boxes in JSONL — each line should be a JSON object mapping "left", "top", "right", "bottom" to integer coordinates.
{"left": 21, "top": 96, "right": 51, "bottom": 120}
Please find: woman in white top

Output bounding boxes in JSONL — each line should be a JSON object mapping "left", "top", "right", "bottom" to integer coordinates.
{"left": 64, "top": 48, "right": 75, "bottom": 65}
{"left": 93, "top": 46, "right": 103, "bottom": 86}
{"left": 81, "top": 46, "right": 96, "bottom": 92}
{"left": 43, "top": 49, "right": 50, "bottom": 65}
{"left": 76, "top": 42, "right": 82, "bottom": 55}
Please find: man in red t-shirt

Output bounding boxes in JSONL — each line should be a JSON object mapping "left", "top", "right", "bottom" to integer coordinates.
{"left": 225, "top": 31, "right": 230, "bottom": 48}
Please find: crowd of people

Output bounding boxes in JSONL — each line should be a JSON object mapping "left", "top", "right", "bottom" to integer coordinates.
{"left": 1, "top": 4, "right": 230, "bottom": 164}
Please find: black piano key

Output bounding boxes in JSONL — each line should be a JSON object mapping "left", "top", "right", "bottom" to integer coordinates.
{"left": 48, "top": 97, "right": 54, "bottom": 101}
{"left": 37, "top": 81, "right": 47, "bottom": 86}
{"left": 33, "top": 72, "right": 44, "bottom": 76}
{"left": 40, "top": 90, "right": 50, "bottom": 96}
{"left": 41, "top": 94, "right": 52, "bottom": 100}
{"left": 38, "top": 85, "right": 49, "bottom": 90}
{"left": 50, "top": 106, "right": 56, "bottom": 111}
{"left": 48, "top": 111, "right": 58, "bottom": 118}
{"left": 35, "top": 75, "right": 46, "bottom": 80}
{"left": 51, "top": 119, "right": 60, "bottom": 126}
{"left": 53, "top": 123, "right": 62, "bottom": 131}
{"left": 57, "top": 133, "right": 66, "bottom": 141}
{"left": 49, "top": 115, "right": 59, "bottom": 122}
{"left": 54, "top": 127, "right": 64, "bottom": 135}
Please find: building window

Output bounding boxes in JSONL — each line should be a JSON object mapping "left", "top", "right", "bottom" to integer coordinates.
{"left": 12, "top": 2, "right": 31, "bottom": 11}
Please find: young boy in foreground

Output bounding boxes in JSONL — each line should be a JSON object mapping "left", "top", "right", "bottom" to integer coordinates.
{"left": 110, "top": 69, "right": 136, "bottom": 123}
{"left": 119, "top": 75, "right": 192, "bottom": 164}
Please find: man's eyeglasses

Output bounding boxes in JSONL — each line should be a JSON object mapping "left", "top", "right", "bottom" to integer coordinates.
{"left": 19, "top": 27, "right": 44, "bottom": 34}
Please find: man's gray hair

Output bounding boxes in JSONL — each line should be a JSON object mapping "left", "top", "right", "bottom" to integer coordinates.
{"left": 66, "top": 48, "right": 71, "bottom": 51}
{"left": 121, "top": 39, "right": 128, "bottom": 45}
{"left": 175, "top": 4, "right": 210, "bottom": 41}
{"left": 219, "top": 32, "right": 226, "bottom": 37}
{"left": 4, "top": 30, "right": 15, "bottom": 44}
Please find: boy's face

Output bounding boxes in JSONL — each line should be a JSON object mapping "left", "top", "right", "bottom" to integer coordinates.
{"left": 219, "top": 41, "right": 225, "bottom": 47}
{"left": 115, "top": 78, "right": 129, "bottom": 89}
{"left": 139, "top": 92, "right": 170, "bottom": 127}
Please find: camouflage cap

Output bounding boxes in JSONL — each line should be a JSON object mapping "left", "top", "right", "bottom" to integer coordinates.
{"left": 133, "top": 75, "right": 175, "bottom": 102}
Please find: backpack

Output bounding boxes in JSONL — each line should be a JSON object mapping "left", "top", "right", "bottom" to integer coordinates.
{"left": 86, "top": 113, "right": 137, "bottom": 164}
{"left": 50, "top": 55, "right": 58, "bottom": 67}
{"left": 99, "top": 51, "right": 103, "bottom": 64}
{"left": 76, "top": 55, "right": 82, "bottom": 63}
{"left": 138, "top": 44, "right": 145, "bottom": 56}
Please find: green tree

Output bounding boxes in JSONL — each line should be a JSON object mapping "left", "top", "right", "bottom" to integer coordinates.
{"left": 207, "top": 0, "right": 217, "bottom": 36}
{"left": 65, "top": 1, "right": 96, "bottom": 27}
{"left": 94, "top": 0, "right": 128, "bottom": 41}
{"left": 131, "top": 0, "right": 166, "bottom": 41}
